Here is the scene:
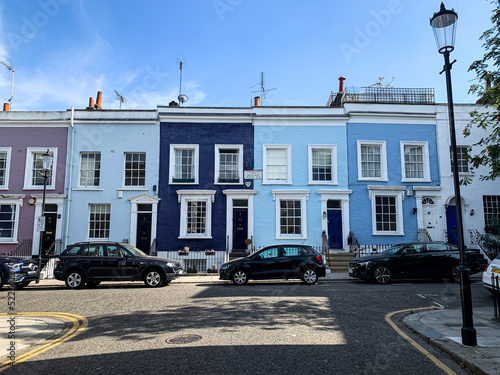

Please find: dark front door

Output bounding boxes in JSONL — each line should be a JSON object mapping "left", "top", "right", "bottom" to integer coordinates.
{"left": 446, "top": 206, "right": 459, "bottom": 245}
{"left": 328, "top": 210, "right": 343, "bottom": 249}
{"left": 136, "top": 212, "right": 152, "bottom": 254}
{"left": 233, "top": 208, "right": 248, "bottom": 250}
{"left": 41, "top": 204, "right": 57, "bottom": 254}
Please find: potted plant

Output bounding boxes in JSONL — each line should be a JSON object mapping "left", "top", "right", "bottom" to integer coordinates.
{"left": 178, "top": 246, "right": 189, "bottom": 256}
{"left": 205, "top": 249, "right": 215, "bottom": 255}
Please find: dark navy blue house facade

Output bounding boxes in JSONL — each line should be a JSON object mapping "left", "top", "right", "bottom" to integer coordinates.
{"left": 157, "top": 107, "right": 255, "bottom": 270}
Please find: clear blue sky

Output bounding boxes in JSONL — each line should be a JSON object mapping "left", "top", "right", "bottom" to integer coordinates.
{"left": 0, "top": 0, "right": 495, "bottom": 110}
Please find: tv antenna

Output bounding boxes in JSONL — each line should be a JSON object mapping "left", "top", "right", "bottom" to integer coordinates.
{"left": 114, "top": 90, "right": 126, "bottom": 109}
{"left": 251, "top": 72, "right": 276, "bottom": 105}
{"left": 0, "top": 60, "right": 15, "bottom": 108}
{"left": 177, "top": 56, "right": 188, "bottom": 106}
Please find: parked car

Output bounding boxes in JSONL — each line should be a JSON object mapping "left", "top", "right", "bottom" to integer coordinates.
{"left": 348, "top": 242, "right": 480, "bottom": 284}
{"left": 54, "top": 242, "right": 181, "bottom": 289}
{"left": 220, "top": 244, "right": 326, "bottom": 285}
{"left": 482, "top": 252, "right": 500, "bottom": 294}
{"left": 0, "top": 253, "right": 39, "bottom": 290}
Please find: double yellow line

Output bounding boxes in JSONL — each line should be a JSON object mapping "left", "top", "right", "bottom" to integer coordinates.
{"left": 0, "top": 312, "right": 88, "bottom": 372}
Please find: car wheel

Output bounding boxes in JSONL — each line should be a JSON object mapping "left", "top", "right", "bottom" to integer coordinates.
{"left": 301, "top": 268, "right": 318, "bottom": 284}
{"left": 144, "top": 269, "right": 164, "bottom": 287}
{"left": 450, "top": 265, "right": 460, "bottom": 283}
{"left": 87, "top": 281, "right": 101, "bottom": 288}
{"left": 232, "top": 269, "right": 248, "bottom": 285}
{"left": 372, "top": 265, "right": 392, "bottom": 284}
{"left": 65, "top": 270, "right": 85, "bottom": 289}
{"left": 0, "top": 273, "right": 3, "bottom": 289}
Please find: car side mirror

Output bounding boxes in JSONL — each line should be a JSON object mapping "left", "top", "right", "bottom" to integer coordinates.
{"left": 254, "top": 255, "right": 262, "bottom": 261}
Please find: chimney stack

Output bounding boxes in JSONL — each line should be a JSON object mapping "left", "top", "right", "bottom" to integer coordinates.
{"left": 338, "top": 76, "right": 346, "bottom": 93}
{"left": 95, "top": 91, "right": 103, "bottom": 110}
{"left": 86, "top": 97, "right": 95, "bottom": 110}
{"left": 3, "top": 103, "right": 10, "bottom": 112}
{"left": 254, "top": 96, "right": 261, "bottom": 107}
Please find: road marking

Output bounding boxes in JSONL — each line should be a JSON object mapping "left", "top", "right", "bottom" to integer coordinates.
{"left": 434, "top": 302, "right": 445, "bottom": 308}
{"left": 417, "top": 294, "right": 426, "bottom": 299}
{"left": 0, "top": 312, "right": 88, "bottom": 372}
{"left": 385, "top": 307, "right": 456, "bottom": 375}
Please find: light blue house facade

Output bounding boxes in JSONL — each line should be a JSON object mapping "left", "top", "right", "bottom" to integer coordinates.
{"left": 63, "top": 109, "right": 160, "bottom": 252}
{"left": 252, "top": 107, "right": 351, "bottom": 250}
{"left": 345, "top": 103, "right": 440, "bottom": 246}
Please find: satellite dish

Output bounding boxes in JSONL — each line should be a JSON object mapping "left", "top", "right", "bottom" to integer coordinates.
{"left": 178, "top": 94, "right": 188, "bottom": 104}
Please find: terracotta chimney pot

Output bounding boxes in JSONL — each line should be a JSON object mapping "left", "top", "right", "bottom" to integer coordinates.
{"left": 3, "top": 103, "right": 10, "bottom": 112}
{"left": 254, "top": 96, "right": 261, "bottom": 107}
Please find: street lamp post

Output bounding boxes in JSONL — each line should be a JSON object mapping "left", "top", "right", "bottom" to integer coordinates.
{"left": 430, "top": 2, "right": 477, "bottom": 346}
{"left": 36, "top": 150, "right": 53, "bottom": 283}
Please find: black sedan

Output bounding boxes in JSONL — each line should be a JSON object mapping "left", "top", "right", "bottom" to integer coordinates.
{"left": 348, "top": 242, "right": 480, "bottom": 284}
{"left": 0, "top": 253, "right": 39, "bottom": 289}
{"left": 55, "top": 242, "right": 181, "bottom": 289}
{"left": 220, "top": 244, "right": 327, "bottom": 285}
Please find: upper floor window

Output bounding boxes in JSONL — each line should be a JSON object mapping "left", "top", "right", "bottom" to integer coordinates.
{"left": 24, "top": 147, "right": 57, "bottom": 190}
{"left": 451, "top": 146, "right": 469, "bottom": 173}
{"left": 357, "top": 141, "right": 387, "bottom": 181}
{"left": 215, "top": 145, "right": 243, "bottom": 184}
{"left": 124, "top": 152, "right": 146, "bottom": 186}
{"left": 169, "top": 145, "right": 199, "bottom": 184}
{"left": 401, "top": 142, "right": 430, "bottom": 182}
{"left": 0, "top": 147, "right": 11, "bottom": 189}
{"left": 308, "top": 145, "right": 337, "bottom": 185}
{"left": 79, "top": 152, "right": 101, "bottom": 187}
{"left": 263, "top": 145, "right": 291, "bottom": 184}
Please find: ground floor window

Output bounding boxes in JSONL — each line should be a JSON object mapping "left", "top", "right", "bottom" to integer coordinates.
{"left": 89, "top": 204, "right": 111, "bottom": 239}
{"left": 177, "top": 190, "right": 215, "bottom": 239}
{"left": 483, "top": 195, "right": 500, "bottom": 232}
{"left": 368, "top": 186, "right": 405, "bottom": 236}
{"left": 0, "top": 204, "right": 16, "bottom": 242}
{"left": 272, "top": 190, "right": 309, "bottom": 240}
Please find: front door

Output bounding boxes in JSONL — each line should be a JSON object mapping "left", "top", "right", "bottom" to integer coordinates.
{"left": 136, "top": 210, "right": 152, "bottom": 254}
{"left": 446, "top": 206, "right": 459, "bottom": 245}
{"left": 41, "top": 204, "right": 57, "bottom": 254}
{"left": 422, "top": 197, "right": 437, "bottom": 241}
{"left": 327, "top": 210, "right": 343, "bottom": 249}
{"left": 233, "top": 207, "right": 248, "bottom": 250}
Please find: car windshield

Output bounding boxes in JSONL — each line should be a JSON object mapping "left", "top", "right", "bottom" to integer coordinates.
{"left": 382, "top": 244, "right": 407, "bottom": 255}
{"left": 121, "top": 244, "right": 148, "bottom": 257}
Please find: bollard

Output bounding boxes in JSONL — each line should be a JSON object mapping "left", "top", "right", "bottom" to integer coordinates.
{"left": 493, "top": 274, "right": 500, "bottom": 320}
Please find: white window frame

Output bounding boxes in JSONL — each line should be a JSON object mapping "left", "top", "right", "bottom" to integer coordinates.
{"left": 214, "top": 144, "right": 243, "bottom": 185}
{"left": 177, "top": 190, "right": 216, "bottom": 239}
{"left": 88, "top": 203, "right": 111, "bottom": 240}
{"left": 169, "top": 144, "right": 199, "bottom": 185}
{"left": 357, "top": 141, "right": 388, "bottom": 182}
{"left": 23, "top": 147, "right": 58, "bottom": 190}
{"left": 0, "top": 147, "right": 12, "bottom": 190}
{"left": 272, "top": 189, "right": 309, "bottom": 240}
{"left": 79, "top": 151, "right": 101, "bottom": 188}
{"left": 0, "top": 196, "right": 23, "bottom": 243}
{"left": 308, "top": 145, "right": 337, "bottom": 185}
{"left": 451, "top": 145, "right": 470, "bottom": 175}
{"left": 124, "top": 152, "right": 146, "bottom": 187}
{"left": 263, "top": 145, "right": 292, "bottom": 185}
{"left": 400, "top": 141, "right": 430, "bottom": 182}
{"left": 368, "top": 186, "right": 405, "bottom": 236}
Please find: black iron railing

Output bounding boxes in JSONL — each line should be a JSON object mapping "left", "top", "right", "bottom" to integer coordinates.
{"left": 344, "top": 87, "right": 435, "bottom": 105}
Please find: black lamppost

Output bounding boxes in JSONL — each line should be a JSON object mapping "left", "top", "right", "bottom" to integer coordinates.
{"left": 36, "top": 149, "right": 53, "bottom": 283}
{"left": 430, "top": 2, "right": 477, "bottom": 346}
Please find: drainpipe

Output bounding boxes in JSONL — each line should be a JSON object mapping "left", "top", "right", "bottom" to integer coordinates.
{"left": 63, "top": 107, "right": 75, "bottom": 250}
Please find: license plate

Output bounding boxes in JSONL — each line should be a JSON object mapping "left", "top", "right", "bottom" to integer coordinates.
{"left": 348, "top": 268, "right": 354, "bottom": 274}
{"left": 491, "top": 267, "right": 500, "bottom": 274}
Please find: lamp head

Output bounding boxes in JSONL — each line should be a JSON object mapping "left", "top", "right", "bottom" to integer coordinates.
{"left": 430, "top": 2, "right": 458, "bottom": 54}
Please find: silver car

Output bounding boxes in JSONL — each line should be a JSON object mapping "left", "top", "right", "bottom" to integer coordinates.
{"left": 483, "top": 252, "right": 500, "bottom": 294}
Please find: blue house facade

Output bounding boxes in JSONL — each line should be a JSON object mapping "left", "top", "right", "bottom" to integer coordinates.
{"left": 252, "top": 107, "right": 351, "bottom": 250}
{"left": 157, "top": 107, "right": 254, "bottom": 271}
{"left": 345, "top": 103, "right": 440, "bottom": 246}
{"left": 63, "top": 109, "right": 160, "bottom": 252}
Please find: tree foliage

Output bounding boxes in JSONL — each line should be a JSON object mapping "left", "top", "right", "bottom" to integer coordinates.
{"left": 464, "top": 1, "right": 500, "bottom": 182}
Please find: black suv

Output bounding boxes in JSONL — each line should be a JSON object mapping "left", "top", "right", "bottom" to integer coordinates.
{"left": 0, "top": 253, "right": 39, "bottom": 290}
{"left": 348, "top": 242, "right": 480, "bottom": 284}
{"left": 55, "top": 242, "right": 181, "bottom": 289}
{"left": 220, "top": 244, "right": 326, "bottom": 285}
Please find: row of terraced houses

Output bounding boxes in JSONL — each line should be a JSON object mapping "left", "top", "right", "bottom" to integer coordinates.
{"left": 0, "top": 82, "right": 498, "bottom": 273}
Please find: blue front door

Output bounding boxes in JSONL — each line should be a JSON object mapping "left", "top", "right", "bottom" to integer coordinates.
{"left": 328, "top": 210, "right": 343, "bottom": 249}
{"left": 446, "top": 206, "right": 459, "bottom": 245}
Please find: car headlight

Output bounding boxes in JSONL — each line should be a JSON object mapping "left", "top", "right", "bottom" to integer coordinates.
{"left": 8, "top": 263, "right": 23, "bottom": 272}
{"left": 220, "top": 263, "right": 229, "bottom": 270}
{"left": 166, "top": 262, "right": 177, "bottom": 269}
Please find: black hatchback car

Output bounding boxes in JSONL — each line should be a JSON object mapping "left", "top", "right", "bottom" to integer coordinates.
{"left": 0, "top": 253, "right": 39, "bottom": 290}
{"left": 55, "top": 242, "right": 181, "bottom": 289}
{"left": 220, "top": 244, "right": 326, "bottom": 285}
{"left": 348, "top": 242, "right": 480, "bottom": 284}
